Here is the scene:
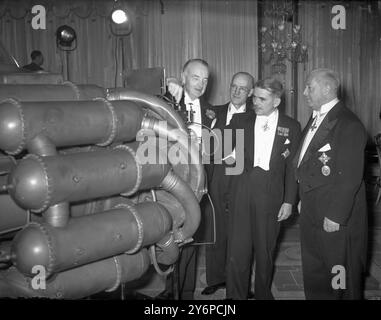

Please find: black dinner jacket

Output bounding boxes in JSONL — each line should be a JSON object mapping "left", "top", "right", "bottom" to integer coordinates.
{"left": 228, "top": 111, "right": 302, "bottom": 206}
{"left": 293, "top": 101, "right": 367, "bottom": 226}
{"left": 211, "top": 101, "right": 254, "bottom": 170}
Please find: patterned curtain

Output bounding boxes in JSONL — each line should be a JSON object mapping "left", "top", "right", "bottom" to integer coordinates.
{"left": 297, "top": 1, "right": 381, "bottom": 140}
{"left": 0, "top": 0, "right": 258, "bottom": 105}
{"left": 131, "top": 0, "right": 259, "bottom": 104}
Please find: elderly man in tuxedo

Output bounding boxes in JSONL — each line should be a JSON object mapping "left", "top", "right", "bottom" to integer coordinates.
{"left": 157, "top": 58, "right": 214, "bottom": 300}
{"left": 226, "top": 78, "right": 302, "bottom": 299}
{"left": 295, "top": 68, "right": 368, "bottom": 299}
{"left": 201, "top": 72, "right": 255, "bottom": 296}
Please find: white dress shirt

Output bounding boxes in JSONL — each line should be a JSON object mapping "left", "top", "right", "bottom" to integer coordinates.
{"left": 226, "top": 103, "right": 246, "bottom": 126}
{"left": 254, "top": 109, "right": 279, "bottom": 171}
{"left": 184, "top": 92, "right": 202, "bottom": 140}
{"left": 297, "top": 98, "right": 339, "bottom": 167}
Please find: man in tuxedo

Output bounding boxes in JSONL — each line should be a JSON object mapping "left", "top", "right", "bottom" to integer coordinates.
{"left": 157, "top": 58, "right": 214, "bottom": 300}
{"left": 201, "top": 72, "right": 255, "bottom": 296}
{"left": 226, "top": 78, "right": 302, "bottom": 299}
{"left": 295, "top": 68, "right": 368, "bottom": 299}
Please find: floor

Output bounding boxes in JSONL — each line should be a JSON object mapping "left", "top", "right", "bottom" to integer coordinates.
{"left": 94, "top": 184, "right": 381, "bottom": 300}
{"left": 126, "top": 226, "right": 381, "bottom": 300}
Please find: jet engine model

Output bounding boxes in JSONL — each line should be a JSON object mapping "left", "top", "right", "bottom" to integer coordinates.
{"left": 0, "top": 62, "right": 205, "bottom": 298}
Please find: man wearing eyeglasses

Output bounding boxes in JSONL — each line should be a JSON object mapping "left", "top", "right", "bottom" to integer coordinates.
{"left": 200, "top": 72, "right": 255, "bottom": 296}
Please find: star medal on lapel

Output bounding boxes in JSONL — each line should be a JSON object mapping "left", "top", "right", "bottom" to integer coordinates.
{"left": 205, "top": 108, "right": 216, "bottom": 120}
{"left": 318, "top": 152, "right": 331, "bottom": 176}
{"left": 262, "top": 120, "right": 270, "bottom": 131}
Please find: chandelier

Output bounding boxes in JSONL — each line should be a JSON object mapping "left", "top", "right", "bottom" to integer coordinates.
{"left": 259, "top": 0, "right": 308, "bottom": 73}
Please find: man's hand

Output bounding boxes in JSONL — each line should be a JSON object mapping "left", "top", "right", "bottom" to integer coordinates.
{"left": 323, "top": 217, "right": 340, "bottom": 232}
{"left": 222, "top": 155, "right": 236, "bottom": 166}
{"left": 166, "top": 77, "right": 183, "bottom": 103}
{"left": 277, "top": 203, "right": 293, "bottom": 222}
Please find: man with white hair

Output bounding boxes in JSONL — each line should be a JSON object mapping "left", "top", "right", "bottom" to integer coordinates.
{"left": 295, "top": 68, "right": 368, "bottom": 299}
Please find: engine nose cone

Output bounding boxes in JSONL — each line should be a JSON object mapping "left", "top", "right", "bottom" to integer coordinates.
{"left": 7, "top": 156, "right": 49, "bottom": 212}
{"left": 11, "top": 223, "right": 52, "bottom": 277}
{"left": 0, "top": 99, "right": 24, "bottom": 155}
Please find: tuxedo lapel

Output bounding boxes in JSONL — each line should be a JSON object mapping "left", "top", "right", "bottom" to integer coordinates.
{"left": 298, "top": 103, "right": 342, "bottom": 168}
{"left": 179, "top": 94, "right": 186, "bottom": 112}
{"left": 246, "top": 114, "right": 256, "bottom": 167}
{"left": 270, "top": 114, "right": 285, "bottom": 163}
{"left": 221, "top": 105, "right": 229, "bottom": 127}
{"left": 215, "top": 103, "right": 229, "bottom": 129}
{"left": 200, "top": 97, "right": 212, "bottom": 127}
{"left": 293, "top": 116, "right": 314, "bottom": 168}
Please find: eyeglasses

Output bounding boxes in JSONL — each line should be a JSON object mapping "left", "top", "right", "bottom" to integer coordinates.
{"left": 230, "top": 84, "right": 249, "bottom": 94}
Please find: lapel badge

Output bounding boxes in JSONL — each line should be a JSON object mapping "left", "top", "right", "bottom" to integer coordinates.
{"left": 281, "top": 148, "right": 290, "bottom": 159}
{"left": 277, "top": 126, "right": 289, "bottom": 137}
{"left": 318, "top": 152, "right": 331, "bottom": 176}
{"left": 205, "top": 108, "right": 216, "bottom": 120}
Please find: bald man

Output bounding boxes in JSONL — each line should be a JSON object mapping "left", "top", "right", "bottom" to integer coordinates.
{"left": 294, "top": 68, "right": 368, "bottom": 299}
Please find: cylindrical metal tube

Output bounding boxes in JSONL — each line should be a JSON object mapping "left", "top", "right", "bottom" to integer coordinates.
{"left": 0, "top": 154, "right": 16, "bottom": 175}
{"left": 7, "top": 149, "right": 169, "bottom": 212}
{"left": 0, "top": 99, "right": 144, "bottom": 155}
{"left": 24, "top": 133, "right": 70, "bottom": 227}
{"left": 161, "top": 171, "right": 201, "bottom": 244}
{"left": 0, "top": 250, "right": 150, "bottom": 299}
{"left": 155, "top": 233, "right": 179, "bottom": 265}
{"left": 26, "top": 134, "right": 57, "bottom": 156}
{"left": 0, "top": 83, "right": 105, "bottom": 101}
{"left": 141, "top": 117, "right": 206, "bottom": 201}
{"left": 11, "top": 202, "right": 171, "bottom": 277}
{"left": 43, "top": 203, "right": 70, "bottom": 228}
{"left": 107, "top": 88, "right": 188, "bottom": 133}
{"left": 0, "top": 193, "right": 29, "bottom": 236}
{"left": 0, "top": 84, "right": 79, "bottom": 101}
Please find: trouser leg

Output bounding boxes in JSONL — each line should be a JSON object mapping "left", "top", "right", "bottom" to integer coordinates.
{"left": 300, "top": 215, "right": 337, "bottom": 300}
{"left": 177, "top": 245, "right": 198, "bottom": 300}
{"left": 251, "top": 169, "right": 279, "bottom": 300}
{"left": 205, "top": 172, "right": 230, "bottom": 286}
{"left": 226, "top": 178, "right": 253, "bottom": 299}
{"left": 252, "top": 205, "right": 279, "bottom": 300}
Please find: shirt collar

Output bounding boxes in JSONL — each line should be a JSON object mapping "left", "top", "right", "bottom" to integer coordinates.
{"left": 256, "top": 108, "right": 278, "bottom": 123}
{"left": 228, "top": 103, "right": 246, "bottom": 113}
{"left": 184, "top": 91, "right": 200, "bottom": 106}
{"left": 313, "top": 98, "right": 339, "bottom": 117}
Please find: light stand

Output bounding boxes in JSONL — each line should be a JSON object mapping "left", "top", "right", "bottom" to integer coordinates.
{"left": 56, "top": 25, "right": 77, "bottom": 81}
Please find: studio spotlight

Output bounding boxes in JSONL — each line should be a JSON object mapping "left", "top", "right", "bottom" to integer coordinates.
{"left": 56, "top": 25, "right": 77, "bottom": 51}
{"left": 110, "top": 7, "right": 132, "bottom": 36}
{"left": 111, "top": 9, "right": 128, "bottom": 24}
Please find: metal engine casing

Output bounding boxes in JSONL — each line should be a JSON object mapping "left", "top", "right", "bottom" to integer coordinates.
{"left": 0, "top": 67, "right": 205, "bottom": 298}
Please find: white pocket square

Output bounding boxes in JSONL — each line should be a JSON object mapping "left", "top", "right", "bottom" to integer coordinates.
{"left": 284, "top": 138, "right": 290, "bottom": 145}
{"left": 318, "top": 143, "right": 331, "bottom": 152}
